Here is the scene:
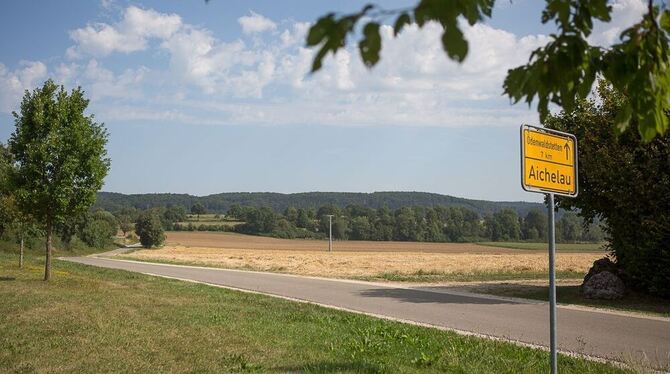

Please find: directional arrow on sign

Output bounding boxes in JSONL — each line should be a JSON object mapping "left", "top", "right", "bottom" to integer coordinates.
{"left": 564, "top": 142, "right": 570, "bottom": 160}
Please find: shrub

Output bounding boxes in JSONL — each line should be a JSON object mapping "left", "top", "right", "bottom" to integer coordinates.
{"left": 135, "top": 211, "right": 165, "bottom": 248}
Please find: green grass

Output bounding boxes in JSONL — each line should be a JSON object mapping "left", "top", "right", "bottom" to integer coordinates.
{"left": 0, "top": 252, "right": 630, "bottom": 373}
{"left": 476, "top": 241, "right": 606, "bottom": 252}
{"left": 360, "top": 270, "right": 586, "bottom": 283}
{"left": 475, "top": 284, "right": 670, "bottom": 318}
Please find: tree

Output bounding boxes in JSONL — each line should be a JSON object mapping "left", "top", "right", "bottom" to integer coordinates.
{"left": 0, "top": 143, "right": 14, "bottom": 238}
{"left": 349, "top": 216, "right": 372, "bottom": 240}
{"left": 308, "top": 1, "right": 670, "bottom": 140}
{"left": 284, "top": 206, "right": 299, "bottom": 224}
{"left": 118, "top": 215, "right": 134, "bottom": 237}
{"left": 227, "top": 204, "right": 244, "bottom": 220}
{"left": 191, "top": 203, "right": 206, "bottom": 219}
{"left": 485, "top": 209, "right": 521, "bottom": 241}
{"left": 558, "top": 212, "right": 582, "bottom": 243}
{"left": 394, "top": 207, "right": 422, "bottom": 241}
{"left": 79, "top": 211, "right": 117, "bottom": 249}
{"left": 164, "top": 205, "right": 187, "bottom": 227}
{"left": 8, "top": 80, "right": 110, "bottom": 280}
{"left": 545, "top": 82, "right": 670, "bottom": 297}
{"left": 522, "top": 209, "right": 547, "bottom": 241}
{"left": 135, "top": 211, "right": 165, "bottom": 248}
{"left": 296, "top": 208, "right": 312, "bottom": 229}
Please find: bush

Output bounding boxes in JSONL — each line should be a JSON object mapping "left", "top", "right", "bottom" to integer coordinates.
{"left": 135, "top": 211, "right": 165, "bottom": 248}
{"left": 79, "top": 219, "right": 114, "bottom": 248}
{"left": 545, "top": 82, "right": 670, "bottom": 298}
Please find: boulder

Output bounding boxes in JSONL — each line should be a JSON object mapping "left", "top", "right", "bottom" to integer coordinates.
{"left": 582, "top": 271, "right": 625, "bottom": 299}
{"left": 583, "top": 257, "right": 619, "bottom": 284}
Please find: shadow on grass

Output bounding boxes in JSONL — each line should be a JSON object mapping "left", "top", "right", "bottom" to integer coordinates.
{"left": 0, "top": 276, "right": 16, "bottom": 281}
{"left": 358, "top": 287, "right": 517, "bottom": 305}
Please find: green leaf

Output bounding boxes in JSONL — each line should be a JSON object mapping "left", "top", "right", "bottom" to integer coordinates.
{"left": 306, "top": 15, "right": 334, "bottom": 46}
{"left": 661, "top": 10, "right": 670, "bottom": 33}
{"left": 614, "top": 103, "right": 632, "bottom": 134}
{"left": 311, "top": 46, "right": 329, "bottom": 72}
{"left": 359, "top": 22, "right": 382, "bottom": 68}
{"left": 394, "top": 13, "right": 411, "bottom": 36}
{"left": 441, "top": 26, "right": 468, "bottom": 63}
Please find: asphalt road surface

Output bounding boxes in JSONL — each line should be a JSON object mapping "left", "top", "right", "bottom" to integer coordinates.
{"left": 63, "top": 256, "right": 670, "bottom": 370}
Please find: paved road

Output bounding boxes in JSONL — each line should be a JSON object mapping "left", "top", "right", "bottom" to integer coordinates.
{"left": 63, "top": 256, "right": 670, "bottom": 370}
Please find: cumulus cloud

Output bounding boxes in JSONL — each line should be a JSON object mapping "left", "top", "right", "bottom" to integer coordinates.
{"left": 238, "top": 11, "right": 277, "bottom": 34}
{"left": 0, "top": 61, "right": 48, "bottom": 113}
{"left": 588, "top": 0, "right": 646, "bottom": 46}
{"left": 83, "top": 59, "right": 148, "bottom": 100}
{"left": 68, "top": 6, "right": 182, "bottom": 58}
{"left": 23, "top": 4, "right": 649, "bottom": 127}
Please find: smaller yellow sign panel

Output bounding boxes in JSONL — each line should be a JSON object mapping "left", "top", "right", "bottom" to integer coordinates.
{"left": 521, "top": 127, "right": 577, "bottom": 196}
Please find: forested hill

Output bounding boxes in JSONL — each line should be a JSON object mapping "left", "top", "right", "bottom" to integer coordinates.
{"left": 95, "top": 191, "right": 544, "bottom": 216}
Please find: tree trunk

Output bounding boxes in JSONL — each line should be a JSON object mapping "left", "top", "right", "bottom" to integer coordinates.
{"left": 44, "top": 224, "right": 52, "bottom": 281}
{"left": 19, "top": 231, "right": 24, "bottom": 269}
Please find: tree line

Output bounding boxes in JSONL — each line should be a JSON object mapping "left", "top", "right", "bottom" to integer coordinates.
{"left": 94, "top": 191, "right": 546, "bottom": 218}
{"left": 221, "top": 204, "right": 604, "bottom": 243}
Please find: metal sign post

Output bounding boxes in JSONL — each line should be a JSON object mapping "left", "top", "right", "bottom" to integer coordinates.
{"left": 520, "top": 124, "right": 578, "bottom": 374}
{"left": 547, "top": 192, "right": 557, "bottom": 374}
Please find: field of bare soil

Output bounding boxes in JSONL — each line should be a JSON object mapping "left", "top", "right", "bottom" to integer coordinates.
{"left": 161, "top": 231, "right": 522, "bottom": 253}
{"left": 119, "top": 232, "right": 605, "bottom": 282}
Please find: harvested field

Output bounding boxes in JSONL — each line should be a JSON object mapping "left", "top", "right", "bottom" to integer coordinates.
{"left": 163, "top": 231, "right": 527, "bottom": 254}
{"left": 120, "top": 232, "right": 605, "bottom": 281}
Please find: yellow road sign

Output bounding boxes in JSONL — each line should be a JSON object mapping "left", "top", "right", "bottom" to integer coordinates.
{"left": 521, "top": 125, "right": 578, "bottom": 197}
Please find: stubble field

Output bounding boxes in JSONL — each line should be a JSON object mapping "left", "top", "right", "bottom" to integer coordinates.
{"left": 120, "top": 232, "right": 605, "bottom": 282}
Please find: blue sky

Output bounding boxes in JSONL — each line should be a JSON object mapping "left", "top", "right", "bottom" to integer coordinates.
{"left": 0, "top": 0, "right": 646, "bottom": 202}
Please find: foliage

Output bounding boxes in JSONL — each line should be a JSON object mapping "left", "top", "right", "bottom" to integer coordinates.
{"left": 8, "top": 80, "right": 110, "bottom": 280}
{"left": 135, "top": 211, "right": 165, "bottom": 248}
{"left": 95, "top": 191, "right": 545, "bottom": 217}
{"left": 484, "top": 209, "right": 521, "bottom": 241}
{"left": 220, "top": 202, "right": 601, "bottom": 244}
{"left": 191, "top": 202, "right": 207, "bottom": 216}
{"left": 522, "top": 209, "right": 547, "bottom": 241}
{"left": 307, "top": 1, "right": 670, "bottom": 140}
{"left": 0, "top": 143, "right": 15, "bottom": 237}
{"left": 545, "top": 82, "right": 670, "bottom": 297}
{"left": 77, "top": 210, "right": 118, "bottom": 249}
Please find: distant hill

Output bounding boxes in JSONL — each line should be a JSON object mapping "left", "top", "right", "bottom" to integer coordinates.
{"left": 94, "top": 191, "right": 546, "bottom": 217}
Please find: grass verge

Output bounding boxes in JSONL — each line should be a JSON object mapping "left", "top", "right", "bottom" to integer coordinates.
{"left": 357, "top": 270, "right": 586, "bottom": 283}
{"left": 471, "top": 283, "right": 670, "bottom": 318}
{"left": 0, "top": 252, "right": 628, "bottom": 373}
{"left": 475, "top": 241, "right": 606, "bottom": 252}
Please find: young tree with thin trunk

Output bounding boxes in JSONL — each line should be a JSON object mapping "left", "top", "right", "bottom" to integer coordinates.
{"left": 9, "top": 80, "right": 110, "bottom": 281}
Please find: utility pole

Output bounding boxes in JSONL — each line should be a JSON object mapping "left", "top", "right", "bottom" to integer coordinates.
{"left": 326, "top": 214, "right": 334, "bottom": 252}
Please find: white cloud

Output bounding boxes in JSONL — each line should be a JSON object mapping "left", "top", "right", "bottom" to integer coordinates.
{"left": 83, "top": 59, "right": 148, "bottom": 100}
{"left": 50, "top": 4, "right": 650, "bottom": 128}
{"left": 238, "top": 11, "right": 277, "bottom": 34}
{"left": 68, "top": 6, "right": 182, "bottom": 58}
{"left": 588, "top": 0, "right": 646, "bottom": 46}
{"left": 0, "top": 61, "right": 48, "bottom": 113}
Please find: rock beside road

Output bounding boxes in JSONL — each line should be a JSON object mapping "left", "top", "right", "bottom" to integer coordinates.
{"left": 581, "top": 258, "right": 626, "bottom": 299}
{"left": 582, "top": 271, "right": 626, "bottom": 299}
{"left": 583, "top": 257, "right": 618, "bottom": 282}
